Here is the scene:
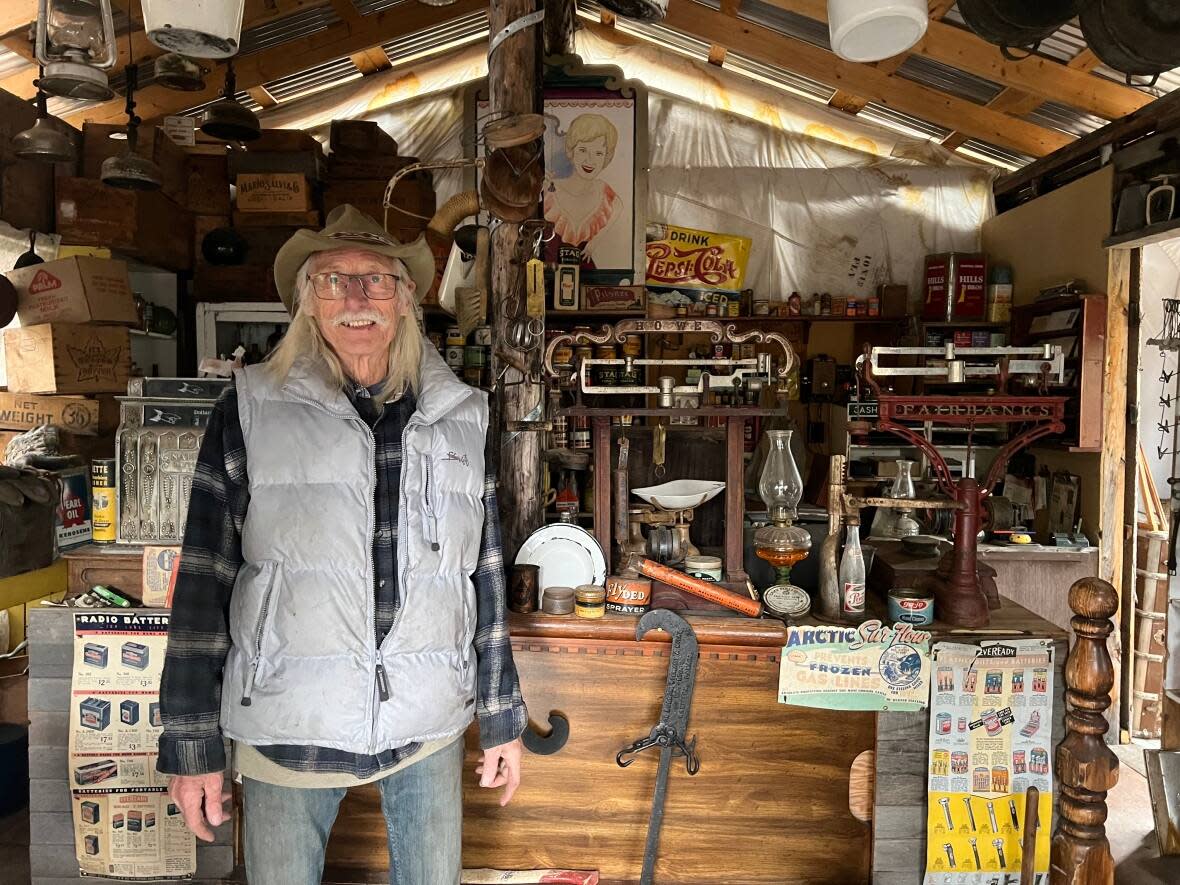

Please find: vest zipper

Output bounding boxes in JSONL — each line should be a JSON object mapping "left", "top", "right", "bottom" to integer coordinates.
{"left": 423, "top": 456, "right": 439, "bottom": 551}
{"left": 240, "top": 565, "right": 280, "bottom": 707}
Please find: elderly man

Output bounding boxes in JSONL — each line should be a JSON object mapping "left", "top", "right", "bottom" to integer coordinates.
{"left": 157, "top": 205, "right": 527, "bottom": 885}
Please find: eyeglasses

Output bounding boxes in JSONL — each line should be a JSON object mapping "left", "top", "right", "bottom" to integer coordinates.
{"left": 307, "top": 271, "right": 403, "bottom": 301}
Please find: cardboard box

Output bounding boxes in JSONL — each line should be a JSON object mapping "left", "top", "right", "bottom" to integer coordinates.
{"left": 0, "top": 655, "right": 28, "bottom": 725}
{"left": 7, "top": 256, "right": 137, "bottom": 326}
{"left": 236, "top": 173, "right": 313, "bottom": 212}
{"left": 142, "top": 546, "right": 181, "bottom": 608}
{"left": 0, "top": 392, "right": 118, "bottom": 435}
{"left": 3, "top": 323, "right": 131, "bottom": 394}
{"left": 56, "top": 177, "right": 193, "bottom": 272}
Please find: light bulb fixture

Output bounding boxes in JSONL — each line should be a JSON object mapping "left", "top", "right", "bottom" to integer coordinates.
{"left": 34, "top": 0, "right": 117, "bottom": 100}
{"left": 200, "top": 60, "right": 261, "bottom": 143}
{"left": 142, "top": 0, "right": 246, "bottom": 59}
{"left": 13, "top": 76, "right": 77, "bottom": 164}
{"left": 828, "top": 0, "right": 928, "bottom": 63}
{"left": 101, "top": 64, "right": 163, "bottom": 191}
{"left": 594, "top": 0, "right": 668, "bottom": 23}
{"left": 153, "top": 53, "right": 206, "bottom": 91}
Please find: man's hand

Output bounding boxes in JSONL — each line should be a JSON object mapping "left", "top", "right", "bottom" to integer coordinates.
{"left": 475, "top": 737, "right": 523, "bottom": 806}
{"left": 167, "top": 772, "right": 230, "bottom": 842}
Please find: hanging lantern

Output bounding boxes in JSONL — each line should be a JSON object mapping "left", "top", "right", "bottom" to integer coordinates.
{"left": 828, "top": 0, "right": 928, "bottom": 63}
{"left": 200, "top": 61, "right": 261, "bottom": 143}
{"left": 141, "top": 0, "right": 246, "bottom": 59}
{"left": 34, "top": 0, "right": 117, "bottom": 100}
{"left": 12, "top": 78, "right": 77, "bottom": 164}
{"left": 100, "top": 66, "right": 163, "bottom": 191}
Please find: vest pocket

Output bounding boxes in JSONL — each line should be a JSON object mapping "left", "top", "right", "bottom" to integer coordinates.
{"left": 231, "top": 560, "right": 282, "bottom": 707}
{"left": 421, "top": 456, "right": 440, "bottom": 553}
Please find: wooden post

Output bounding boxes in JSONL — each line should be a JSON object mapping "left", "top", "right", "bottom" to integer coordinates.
{"left": 544, "top": 0, "right": 576, "bottom": 57}
{"left": 488, "top": 0, "right": 543, "bottom": 561}
{"left": 1051, "top": 577, "right": 1120, "bottom": 885}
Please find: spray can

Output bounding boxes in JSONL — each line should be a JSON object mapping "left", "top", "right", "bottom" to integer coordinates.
{"left": 90, "top": 459, "right": 117, "bottom": 544}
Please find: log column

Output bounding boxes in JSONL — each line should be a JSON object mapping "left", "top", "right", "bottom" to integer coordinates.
{"left": 1050, "top": 577, "right": 1120, "bottom": 885}
{"left": 489, "top": 0, "right": 542, "bottom": 560}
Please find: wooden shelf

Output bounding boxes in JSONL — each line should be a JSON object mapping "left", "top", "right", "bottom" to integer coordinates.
{"left": 922, "top": 320, "right": 1008, "bottom": 328}
{"left": 561, "top": 406, "right": 782, "bottom": 417}
{"left": 1104, "top": 217, "right": 1180, "bottom": 249}
{"left": 549, "top": 309, "right": 647, "bottom": 320}
{"left": 129, "top": 329, "right": 175, "bottom": 340}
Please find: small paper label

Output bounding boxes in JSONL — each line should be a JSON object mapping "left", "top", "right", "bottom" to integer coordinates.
{"left": 526, "top": 259, "right": 545, "bottom": 317}
{"left": 162, "top": 115, "right": 196, "bottom": 146}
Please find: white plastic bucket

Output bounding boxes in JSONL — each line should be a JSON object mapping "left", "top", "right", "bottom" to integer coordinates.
{"left": 828, "top": 0, "right": 928, "bottom": 63}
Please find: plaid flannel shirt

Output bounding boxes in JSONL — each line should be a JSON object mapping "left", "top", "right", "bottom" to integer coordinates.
{"left": 157, "top": 380, "right": 527, "bottom": 779}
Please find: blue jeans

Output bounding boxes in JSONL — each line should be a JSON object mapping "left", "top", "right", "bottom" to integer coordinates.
{"left": 242, "top": 737, "right": 463, "bottom": 885}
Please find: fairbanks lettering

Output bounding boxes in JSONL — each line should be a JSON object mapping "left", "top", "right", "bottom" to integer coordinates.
{"left": 893, "top": 403, "right": 1052, "bottom": 419}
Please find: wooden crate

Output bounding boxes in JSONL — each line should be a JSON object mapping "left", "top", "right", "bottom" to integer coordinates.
{"left": 328, "top": 119, "right": 398, "bottom": 156}
{"left": 185, "top": 153, "right": 231, "bottom": 215}
{"left": 193, "top": 264, "right": 279, "bottom": 303}
{"left": 0, "top": 88, "right": 60, "bottom": 232}
{"left": 322, "top": 177, "right": 434, "bottom": 241}
{"left": 56, "top": 177, "right": 193, "bottom": 272}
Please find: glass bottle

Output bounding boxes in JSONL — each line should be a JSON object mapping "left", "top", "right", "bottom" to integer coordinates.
{"left": 888, "top": 460, "right": 920, "bottom": 539}
{"left": 839, "top": 520, "right": 867, "bottom": 624}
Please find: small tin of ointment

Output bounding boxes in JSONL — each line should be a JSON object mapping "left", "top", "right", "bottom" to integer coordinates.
{"left": 684, "top": 555, "right": 722, "bottom": 583}
{"left": 542, "top": 586, "right": 575, "bottom": 615}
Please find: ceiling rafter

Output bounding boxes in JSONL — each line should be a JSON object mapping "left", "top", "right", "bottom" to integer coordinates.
{"left": 766, "top": 0, "right": 1148, "bottom": 121}
{"left": 942, "top": 44, "right": 1105, "bottom": 150}
{"left": 61, "top": 0, "right": 487, "bottom": 127}
{"left": 660, "top": 1, "right": 1070, "bottom": 156}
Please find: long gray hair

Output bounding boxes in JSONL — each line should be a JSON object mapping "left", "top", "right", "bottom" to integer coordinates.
{"left": 266, "top": 253, "right": 424, "bottom": 403}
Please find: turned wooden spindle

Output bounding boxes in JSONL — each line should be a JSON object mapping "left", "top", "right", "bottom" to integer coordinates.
{"left": 1050, "top": 578, "right": 1120, "bottom": 885}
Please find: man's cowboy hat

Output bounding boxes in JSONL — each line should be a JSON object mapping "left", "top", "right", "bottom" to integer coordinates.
{"left": 273, "top": 204, "right": 435, "bottom": 312}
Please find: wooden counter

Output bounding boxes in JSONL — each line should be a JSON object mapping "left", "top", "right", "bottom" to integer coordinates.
{"left": 322, "top": 602, "right": 1067, "bottom": 885}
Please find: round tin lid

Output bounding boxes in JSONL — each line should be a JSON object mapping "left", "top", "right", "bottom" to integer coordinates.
{"left": 762, "top": 584, "right": 811, "bottom": 620}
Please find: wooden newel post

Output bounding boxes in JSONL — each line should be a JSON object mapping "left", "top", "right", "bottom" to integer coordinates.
{"left": 1050, "top": 577, "right": 1120, "bottom": 885}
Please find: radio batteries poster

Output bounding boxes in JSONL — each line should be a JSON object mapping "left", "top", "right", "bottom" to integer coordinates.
{"left": 923, "top": 639, "right": 1055, "bottom": 884}
{"left": 69, "top": 611, "right": 195, "bottom": 880}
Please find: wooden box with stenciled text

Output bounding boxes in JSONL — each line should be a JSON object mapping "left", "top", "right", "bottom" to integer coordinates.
{"left": 2, "top": 323, "right": 131, "bottom": 395}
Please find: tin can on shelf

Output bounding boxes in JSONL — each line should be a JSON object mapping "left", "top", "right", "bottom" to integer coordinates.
{"left": 887, "top": 587, "right": 934, "bottom": 625}
{"left": 606, "top": 575, "right": 652, "bottom": 613}
{"left": 622, "top": 335, "right": 642, "bottom": 357}
{"left": 446, "top": 326, "right": 465, "bottom": 346}
{"left": 684, "top": 555, "right": 722, "bottom": 583}
{"left": 445, "top": 345, "right": 464, "bottom": 369}
{"left": 595, "top": 344, "right": 617, "bottom": 386}
{"left": 575, "top": 584, "right": 606, "bottom": 619}
{"left": 753, "top": 299, "right": 770, "bottom": 316}
{"left": 90, "top": 459, "right": 117, "bottom": 544}
{"left": 473, "top": 326, "right": 493, "bottom": 346}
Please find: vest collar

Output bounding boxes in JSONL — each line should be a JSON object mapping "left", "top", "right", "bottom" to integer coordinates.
{"left": 280, "top": 345, "right": 474, "bottom": 425}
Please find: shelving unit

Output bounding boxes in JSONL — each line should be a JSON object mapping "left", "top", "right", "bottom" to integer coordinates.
{"left": 1010, "top": 292, "right": 1107, "bottom": 452}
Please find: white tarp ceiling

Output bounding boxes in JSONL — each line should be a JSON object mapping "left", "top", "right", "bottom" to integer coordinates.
{"left": 260, "top": 27, "right": 996, "bottom": 301}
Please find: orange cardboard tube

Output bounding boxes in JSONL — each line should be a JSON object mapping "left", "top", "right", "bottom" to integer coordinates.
{"left": 637, "top": 558, "right": 763, "bottom": 618}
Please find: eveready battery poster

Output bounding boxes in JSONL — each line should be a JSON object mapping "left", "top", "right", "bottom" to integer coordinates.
{"left": 69, "top": 611, "right": 195, "bottom": 879}
{"left": 923, "top": 640, "right": 1055, "bottom": 884}
{"left": 777, "top": 620, "right": 931, "bottom": 711}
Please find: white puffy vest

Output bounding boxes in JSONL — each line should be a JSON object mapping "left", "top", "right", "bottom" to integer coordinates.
{"left": 218, "top": 347, "right": 488, "bottom": 754}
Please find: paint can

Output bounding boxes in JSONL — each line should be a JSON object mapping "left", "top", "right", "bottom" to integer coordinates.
{"left": 887, "top": 586, "right": 934, "bottom": 625}
{"left": 605, "top": 575, "right": 652, "bottom": 613}
{"left": 90, "top": 459, "right": 117, "bottom": 544}
{"left": 935, "top": 712, "right": 951, "bottom": 734}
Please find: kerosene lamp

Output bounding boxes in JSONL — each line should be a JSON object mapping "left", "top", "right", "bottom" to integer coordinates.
{"left": 753, "top": 429, "right": 812, "bottom": 620}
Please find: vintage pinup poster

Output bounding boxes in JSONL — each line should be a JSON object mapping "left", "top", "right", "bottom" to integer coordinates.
{"left": 777, "top": 620, "right": 931, "bottom": 712}
{"left": 69, "top": 611, "right": 195, "bottom": 880}
{"left": 923, "top": 639, "right": 1055, "bottom": 884}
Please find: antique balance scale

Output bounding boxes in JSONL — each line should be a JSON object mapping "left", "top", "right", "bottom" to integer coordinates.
{"left": 848, "top": 341, "right": 1069, "bottom": 627}
{"left": 544, "top": 318, "right": 797, "bottom": 594}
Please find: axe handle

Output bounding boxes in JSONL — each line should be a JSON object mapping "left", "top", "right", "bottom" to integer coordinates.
{"left": 637, "top": 558, "right": 763, "bottom": 618}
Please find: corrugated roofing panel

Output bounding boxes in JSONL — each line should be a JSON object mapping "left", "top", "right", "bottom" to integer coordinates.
{"left": 738, "top": 0, "right": 831, "bottom": 49}
{"left": 180, "top": 91, "right": 264, "bottom": 118}
{"left": 1023, "top": 99, "right": 1106, "bottom": 137}
{"left": 956, "top": 137, "right": 1031, "bottom": 171}
{"left": 238, "top": 6, "right": 341, "bottom": 57}
{"left": 264, "top": 57, "right": 362, "bottom": 103}
{"left": 353, "top": 0, "right": 413, "bottom": 13}
{"left": 859, "top": 103, "right": 950, "bottom": 141}
{"left": 894, "top": 54, "right": 1002, "bottom": 104}
{"left": 0, "top": 46, "right": 32, "bottom": 79}
{"left": 383, "top": 10, "right": 489, "bottom": 65}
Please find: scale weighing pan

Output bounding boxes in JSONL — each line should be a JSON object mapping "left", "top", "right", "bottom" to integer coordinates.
{"left": 632, "top": 479, "right": 725, "bottom": 511}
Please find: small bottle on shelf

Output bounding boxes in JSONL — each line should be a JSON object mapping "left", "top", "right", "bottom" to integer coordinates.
{"left": 839, "top": 518, "right": 867, "bottom": 624}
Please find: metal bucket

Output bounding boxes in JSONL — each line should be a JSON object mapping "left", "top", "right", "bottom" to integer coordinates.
{"left": 598, "top": 0, "right": 668, "bottom": 23}
{"left": 958, "top": 0, "right": 1078, "bottom": 57}
{"left": 1080, "top": 0, "right": 1180, "bottom": 83}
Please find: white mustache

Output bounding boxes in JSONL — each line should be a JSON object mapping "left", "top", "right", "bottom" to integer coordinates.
{"left": 332, "top": 311, "right": 389, "bottom": 326}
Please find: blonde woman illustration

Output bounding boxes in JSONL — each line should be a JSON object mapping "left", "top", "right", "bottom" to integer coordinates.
{"left": 544, "top": 113, "right": 625, "bottom": 267}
